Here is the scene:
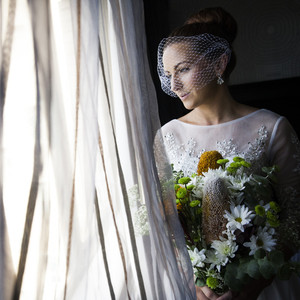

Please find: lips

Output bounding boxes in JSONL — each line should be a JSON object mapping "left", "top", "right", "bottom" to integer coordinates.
{"left": 179, "top": 92, "right": 190, "bottom": 100}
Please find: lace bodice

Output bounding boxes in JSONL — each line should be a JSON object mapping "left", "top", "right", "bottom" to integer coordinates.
{"left": 159, "top": 109, "right": 300, "bottom": 251}
{"left": 162, "top": 110, "right": 280, "bottom": 176}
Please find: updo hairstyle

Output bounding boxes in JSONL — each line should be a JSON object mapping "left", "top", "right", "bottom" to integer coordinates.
{"left": 169, "top": 7, "right": 237, "bottom": 79}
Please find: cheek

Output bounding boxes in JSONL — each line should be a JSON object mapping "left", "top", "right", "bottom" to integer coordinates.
{"left": 180, "top": 71, "right": 199, "bottom": 88}
{"left": 189, "top": 65, "right": 215, "bottom": 89}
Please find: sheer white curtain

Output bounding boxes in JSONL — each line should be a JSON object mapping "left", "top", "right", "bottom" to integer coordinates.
{"left": 0, "top": 0, "right": 195, "bottom": 299}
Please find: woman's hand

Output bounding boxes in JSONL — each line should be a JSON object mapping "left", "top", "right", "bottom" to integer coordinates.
{"left": 216, "top": 290, "right": 234, "bottom": 300}
{"left": 196, "top": 275, "right": 273, "bottom": 300}
{"left": 195, "top": 286, "right": 221, "bottom": 300}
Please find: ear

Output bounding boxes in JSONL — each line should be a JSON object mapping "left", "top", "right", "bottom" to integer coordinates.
{"left": 214, "top": 53, "right": 229, "bottom": 76}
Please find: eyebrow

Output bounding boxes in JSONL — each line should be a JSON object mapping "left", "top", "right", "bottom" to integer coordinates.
{"left": 174, "top": 61, "right": 191, "bottom": 70}
{"left": 165, "top": 61, "right": 192, "bottom": 74}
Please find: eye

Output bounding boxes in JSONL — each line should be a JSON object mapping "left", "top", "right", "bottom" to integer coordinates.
{"left": 179, "top": 67, "right": 190, "bottom": 73}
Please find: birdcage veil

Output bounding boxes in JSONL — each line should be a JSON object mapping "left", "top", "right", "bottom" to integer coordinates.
{"left": 157, "top": 33, "right": 231, "bottom": 97}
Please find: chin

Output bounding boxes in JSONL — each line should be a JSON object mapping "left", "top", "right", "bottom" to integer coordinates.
{"left": 182, "top": 102, "right": 195, "bottom": 111}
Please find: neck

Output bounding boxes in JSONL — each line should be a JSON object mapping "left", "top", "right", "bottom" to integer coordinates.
{"left": 184, "top": 86, "right": 239, "bottom": 125}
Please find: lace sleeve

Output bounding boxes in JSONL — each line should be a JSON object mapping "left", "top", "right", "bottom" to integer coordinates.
{"left": 268, "top": 117, "right": 300, "bottom": 254}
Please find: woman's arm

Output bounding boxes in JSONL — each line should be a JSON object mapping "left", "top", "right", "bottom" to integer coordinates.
{"left": 268, "top": 117, "right": 300, "bottom": 255}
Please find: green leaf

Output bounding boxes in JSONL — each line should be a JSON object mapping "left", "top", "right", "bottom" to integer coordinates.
{"left": 246, "top": 260, "right": 261, "bottom": 279}
{"left": 254, "top": 248, "right": 266, "bottom": 259}
{"left": 258, "top": 257, "right": 275, "bottom": 279}
{"left": 224, "top": 263, "right": 244, "bottom": 291}
{"left": 195, "top": 277, "right": 206, "bottom": 287}
{"left": 236, "top": 266, "right": 250, "bottom": 282}
{"left": 223, "top": 262, "right": 236, "bottom": 279}
{"left": 261, "top": 165, "right": 279, "bottom": 182}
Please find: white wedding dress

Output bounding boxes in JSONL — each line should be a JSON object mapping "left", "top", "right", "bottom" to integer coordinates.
{"left": 160, "top": 109, "right": 300, "bottom": 299}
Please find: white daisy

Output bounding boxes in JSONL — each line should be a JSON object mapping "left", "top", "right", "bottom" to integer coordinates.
{"left": 188, "top": 247, "right": 206, "bottom": 268}
{"left": 224, "top": 204, "right": 255, "bottom": 233}
{"left": 243, "top": 226, "right": 277, "bottom": 255}
{"left": 190, "top": 175, "right": 205, "bottom": 198}
{"left": 229, "top": 174, "right": 251, "bottom": 191}
{"left": 211, "top": 237, "right": 238, "bottom": 263}
{"left": 202, "top": 168, "right": 231, "bottom": 185}
{"left": 205, "top": 249, "right": 223, "bottom": 272}
{"left": 222, "top": 229, "right": 237, "bottom": 241}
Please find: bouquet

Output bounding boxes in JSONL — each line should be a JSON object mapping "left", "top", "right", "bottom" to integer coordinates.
{"left": 174, "top": 150, "right": 300, "bottom": 294}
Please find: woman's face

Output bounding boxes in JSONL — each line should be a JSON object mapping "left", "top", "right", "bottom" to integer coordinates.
{"left": 162, "top": 42, "right": 217, "bottom": 110}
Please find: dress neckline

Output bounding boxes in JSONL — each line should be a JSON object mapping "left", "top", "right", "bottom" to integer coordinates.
{"left": 174, "top": 109, "right": 264, "bottom": 128}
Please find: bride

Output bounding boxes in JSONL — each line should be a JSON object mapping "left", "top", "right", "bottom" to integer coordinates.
{"left": 157, "top": 6, "right": 300, "bottom": 300}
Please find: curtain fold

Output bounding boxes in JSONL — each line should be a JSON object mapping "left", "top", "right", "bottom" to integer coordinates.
{"left": 0, "top": 0, "right": 195, "bottom": 299}
{"left": 105, "top": 0, "right": 195, "bottom": 298}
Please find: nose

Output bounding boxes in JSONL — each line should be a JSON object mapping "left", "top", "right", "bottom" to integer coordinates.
{"left": 171, "top": 75, "right": 183, "bottom": 92}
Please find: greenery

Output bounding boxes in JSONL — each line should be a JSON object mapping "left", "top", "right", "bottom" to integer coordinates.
{"left": 174, "top": 152, "right": 300, "bottom": 294}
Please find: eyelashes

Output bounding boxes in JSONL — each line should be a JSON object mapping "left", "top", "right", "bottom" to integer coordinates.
{"left": 179, "top": 67, "right": 190, "bottom": 73}
{"left": 164, "top": 66, "right": 191, "bottom": 79}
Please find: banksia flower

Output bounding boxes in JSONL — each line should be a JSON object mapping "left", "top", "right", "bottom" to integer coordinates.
{"left": 197, "top": 151, "right": 223, "bottom": 176}
{"left": 202, "top": 176, "right": 230, "bottom": 244}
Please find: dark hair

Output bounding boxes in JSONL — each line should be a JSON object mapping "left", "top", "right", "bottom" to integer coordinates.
{"left": 169, "top": 7, "right": 237, "bottom": 78}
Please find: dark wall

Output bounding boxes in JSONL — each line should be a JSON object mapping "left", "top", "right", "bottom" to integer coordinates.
{"left": 229, "top": 77, "right": 300, "bottom": 136}
{"left": 143, "top": 1, "right": 300, "bottom": 137}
